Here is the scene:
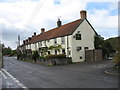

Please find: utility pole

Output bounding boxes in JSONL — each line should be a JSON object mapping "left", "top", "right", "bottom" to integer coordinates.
{"left": 18, "top": 35, "right": 20, "bottom": 47}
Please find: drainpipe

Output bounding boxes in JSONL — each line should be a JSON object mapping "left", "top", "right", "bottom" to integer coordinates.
{"left": 67, "top": 35, "right": 69, "bottom": 57}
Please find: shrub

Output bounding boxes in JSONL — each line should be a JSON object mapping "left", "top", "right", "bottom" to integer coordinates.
{"left": 46, "top": 54, "right": 66, "bottom": 59}
{"left": 56, "top": 54, "right": 66, "bottom": 59}
{"left": 32, "top": 51, "right": 39, "bottom": 62}
{"left": 46, "top": 54, "right": 56, "bottom": 59}
{"left": 39, "top": 56, "right": 45, "bottom": 61}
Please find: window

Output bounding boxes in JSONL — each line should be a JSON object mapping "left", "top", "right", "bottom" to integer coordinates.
{"left": 44, "top": 41, "right": 46, "bottom": 46}
{"left": 84, "top": 47, "right": 89, "bottom": 50}
{"left": 54, "top": 38, "right": 57, "bottom": 44}
{"left": 69, "top": 50, "right": 71, "bottom": 55}
{"left": 55, "top": 50, "right": 57, "bottom": 55}
{"left": 48, "top": 51, "right": 51, "bottom": 55}
{"left": 40, "top": 42, "right": 42, "bottom": 46}
{"left": 35, "top": 43, "right": 36, "bottom": 49}
{"left": 80, "top": 56, "right": 82, "bottom": 59}
{"left": 61, "top": 37, "right": 65, "bottom": 44}
{"left": 76, "top": 34, "right": 81, "bottom": 40}
{"left": 76, "top": 46, "right": 82, "bottom": 51}
{"left": 62, "top": 49, "right": 66, "bottom": 54}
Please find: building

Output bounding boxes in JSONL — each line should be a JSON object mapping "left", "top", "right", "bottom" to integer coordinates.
{"left": 19, "top": 10, "right": 97, "bottom": 62}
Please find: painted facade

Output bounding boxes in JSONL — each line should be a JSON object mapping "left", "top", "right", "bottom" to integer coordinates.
{"left": 18, "top": 10, "right": 97, "bottom": 62}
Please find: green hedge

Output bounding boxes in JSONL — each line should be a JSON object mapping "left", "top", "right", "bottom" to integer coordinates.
{"left": 46, "top": 54, "right": 66, "bottom": 59}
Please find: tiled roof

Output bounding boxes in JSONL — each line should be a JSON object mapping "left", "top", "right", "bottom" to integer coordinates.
{"left": 27, "top": 19, "right": 84, "bottom": 44}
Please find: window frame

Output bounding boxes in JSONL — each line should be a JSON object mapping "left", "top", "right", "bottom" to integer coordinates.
{"left": 76, "top": 34, "right": 81, "bottom": 40}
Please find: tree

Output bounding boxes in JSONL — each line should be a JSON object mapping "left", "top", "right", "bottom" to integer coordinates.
{"left": 94, "top": 35, "right": 116, "bottom": 59}
{"left": 49, "top": 44, "right": 62, "bottom": 53}
{"left": 94, "top": 35, "right": 104, "bottom": 49}
{"left": 32, "top": 51, "right": 39, "bottom": 62}
{"left": 3, "top": 47, "right": 12, "bottom": 55}
{"left": 102, "top": 41, "right": 115, "bottom": 57}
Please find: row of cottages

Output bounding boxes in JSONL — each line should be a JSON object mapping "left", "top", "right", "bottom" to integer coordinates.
{"left": 19, "top": 10, "right": 98, "bottom": 62}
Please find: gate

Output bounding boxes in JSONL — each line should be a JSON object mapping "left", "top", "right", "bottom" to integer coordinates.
{"left": 85, "top": 49, "right": 102, "bottom": 62}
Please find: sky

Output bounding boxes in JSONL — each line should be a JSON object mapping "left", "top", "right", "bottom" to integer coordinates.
{"left": 0, "top": 0, "right": 119, "bottom": 50}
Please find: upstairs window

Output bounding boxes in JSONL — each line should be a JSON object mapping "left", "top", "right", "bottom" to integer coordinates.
{"left": 40, "top": 42, "right": 42, "bottom": 46}
{"left": 54, "top": 38, "right": 57, "bottom": 44}
{"left": 76, "top": 34, "right": 81, "bottom": 40}
{"left": 61, "top": 37, "right": 65, "bottom": 44}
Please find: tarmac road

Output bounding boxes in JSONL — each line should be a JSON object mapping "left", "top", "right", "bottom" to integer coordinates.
{"left": 2, "top": 56, "right": 118, "bottom": 88}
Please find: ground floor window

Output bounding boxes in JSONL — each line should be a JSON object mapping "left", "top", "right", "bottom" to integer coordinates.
{"left": 80, "top": 56, "right": 82, "bottom": 59}
{"left": 84, "top": 47, "right": 89, "bottom": 50}
{"left": 62, "top": 49, "right": 66, "bottom": 54}
{"left": 55, "top": 50, "right": 57, "bottom": 55}
{"left": 48, "top": 51, "right": 51, "bottom": 55}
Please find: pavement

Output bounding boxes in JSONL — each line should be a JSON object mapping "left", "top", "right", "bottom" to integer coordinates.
{"left": 1, "top": 56, "right": 119, "bottom": 88}
{"left": 105, "top": 68, "right": 120, "bottom": 76}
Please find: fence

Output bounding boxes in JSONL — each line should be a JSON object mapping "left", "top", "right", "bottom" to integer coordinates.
{"left": 85, "top": 49, "right": 102, "bottom": 62}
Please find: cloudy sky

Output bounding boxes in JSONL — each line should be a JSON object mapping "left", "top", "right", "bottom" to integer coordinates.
{"left": 0, "top": 0, "right": 118, "bottom": 50}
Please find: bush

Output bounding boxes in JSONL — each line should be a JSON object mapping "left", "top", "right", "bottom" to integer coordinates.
{"left": 46, "top": 54, "right": 66, "bottom": 59}
{"left": 32, "top": 51, "right": 39, "bottom": 62}
{"left": 57, "top": 54, "right": 66, "bottom": 59}
{"left": 39, "top": 56, "right": 45, "bottom": 61}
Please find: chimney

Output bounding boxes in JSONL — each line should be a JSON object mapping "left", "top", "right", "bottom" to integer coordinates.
{"left": 28, "top": 37, "right": 31, "bottom": 42}
{"left": 41, "top": 28, "right": 45, "bottom": 34}
{"left": 23, "top": 40, "right": 25, "bottom": 45}
{"left": 34, "top": 32, "right": 36, "bottom": 36}
{"left": 80, "top": 10, "right": 87, "bottom": 19}
{"left": 57, "top": 18, "right": 61, "bottom": 27}
{"left": 26, "top": 39, "right": 28, "bottom": 44}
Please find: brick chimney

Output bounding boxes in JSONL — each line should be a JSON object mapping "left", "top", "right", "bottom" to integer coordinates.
{"left": 34, "top": 32, "right": 36, "bottom": 36}
{"left": 23, "top": 40, "right": 25, "bottom": 45}
{"left": 28, "top": 37, "right": 31, "bottom": 42}
{"left": 41, "top": 28, "right": 45, "bottom": 34}
{"left": 57, "top": 18, "right": 61, "bottom": 27}
{"left": 80, "top": 10, "right": 87, "bottom": 19}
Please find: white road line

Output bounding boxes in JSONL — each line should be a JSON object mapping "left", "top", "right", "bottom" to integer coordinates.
{"left": 1, "top": 69, "right": 28, "bottom": 90}
{"left": 0, "top": 70, "right": 7, "bottom": 79}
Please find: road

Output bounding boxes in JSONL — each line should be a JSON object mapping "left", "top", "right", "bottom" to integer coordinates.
{"left": 1, "top": 56, "right": 118, "bottom": 88}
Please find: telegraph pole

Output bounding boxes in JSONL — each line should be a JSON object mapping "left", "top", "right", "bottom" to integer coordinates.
{"left": 18, "top": 35, "right": 20, "bottom": 47}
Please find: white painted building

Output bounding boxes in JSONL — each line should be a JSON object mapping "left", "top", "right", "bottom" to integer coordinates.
{"left": 19, "top": 10, "right": 97, "bottom": 62}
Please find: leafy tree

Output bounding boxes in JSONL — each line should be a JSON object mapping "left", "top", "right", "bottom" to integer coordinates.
{"left": 3, "top": 47, "right": 12, "bottom": 55}
{"left": 105, "top": 37, "right": 120, "bottom": 52}
{"left": 102, "top": 41, "right": 115, "bottom": 57}
{"left": 94, "top": 35, "right": 104, "bottom": 49}
{"left": 32, "top": 51, "right": 39, "bottom": 62}
{"left": 49, "top": 44, "right": 62, "bottom": 53}
{"left": 94, "top": 35, "right": 115, "bottom": 58}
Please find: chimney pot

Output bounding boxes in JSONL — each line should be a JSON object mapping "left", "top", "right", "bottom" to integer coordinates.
{"left": 23, "top": 40, "right": 25, "bottom": 44}
{"left": 34, "top": 32, "right": 36, "bottom": 36}
{"left": 41, "top": 28, "right": 45, "bottom": 34}
{"left": 28, "top": 37, "right": 31, "bottom": 42}
{"left": 57, "top": 18, "right": 62, "bottom": 27}
{"left": 80, "top": 10, "right": 87, "bottom": 19}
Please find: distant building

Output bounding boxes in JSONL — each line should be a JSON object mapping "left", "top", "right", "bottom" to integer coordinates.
{"left": 19, "top": 10, "right": 97, "bottom": 62}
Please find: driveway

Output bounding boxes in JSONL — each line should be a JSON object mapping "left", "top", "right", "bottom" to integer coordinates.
{"left": 1, "top": 56, "right": 118, "bottom": 88}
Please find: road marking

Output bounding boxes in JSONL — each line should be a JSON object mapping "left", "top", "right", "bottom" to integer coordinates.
{"left": 0, "top": 70, "right": 7, "bottom": 79}
{"left": 1, "top": 69, "right": 28, "bottom": 90}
